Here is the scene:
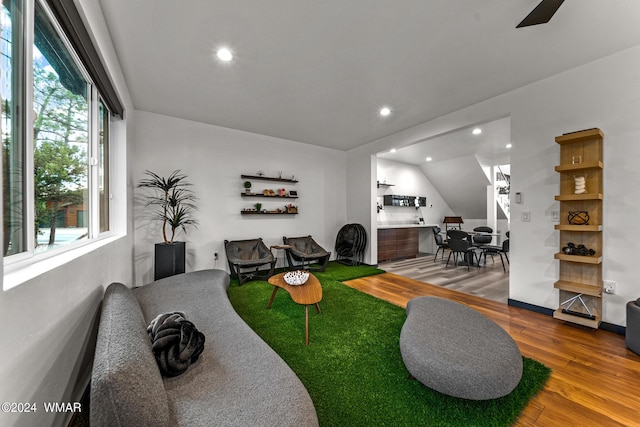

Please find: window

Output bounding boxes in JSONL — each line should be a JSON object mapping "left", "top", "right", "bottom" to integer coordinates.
{"left": 2, "top": 0, "right": 26, "bottom": 256}
{"left": 98, "top": 99, "right": 109, "bottom": 233}
{"left": 2, "top": 0, "right": 119, "bottom": 261}
{"left": 33, "top": 0, "right": 89, "bottom": 252}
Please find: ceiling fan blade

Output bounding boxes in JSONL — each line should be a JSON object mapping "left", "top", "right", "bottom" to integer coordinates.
{"left": 516, "top": 0, "right": 565, "bottom": 28}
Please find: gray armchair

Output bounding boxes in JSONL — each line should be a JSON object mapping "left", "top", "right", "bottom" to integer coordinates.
{"left": 283, "top": 235, "right": 331, "bottom": 272}
{"left": 224, "top": 238, "right": 276, "bottom": 285}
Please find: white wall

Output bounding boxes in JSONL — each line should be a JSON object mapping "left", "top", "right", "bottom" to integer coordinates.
{"left": 347, "top": 44, "right": 640, "bottom": 327}
{"left": 376, "top": 158, "right": 454, "bottom": 226}
{"left": 346, "top": 153, "right": 377, "bottom": 264}
{"left": 0, "top": 238, "right": 133, "bottom": 427}
{"left": 131, "top": 111, "right": 347, "bottom": 285}
{"left": 0, "top": 1, "right": 135, "bottom": 426}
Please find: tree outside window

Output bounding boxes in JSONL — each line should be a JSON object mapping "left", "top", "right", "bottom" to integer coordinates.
{"left": 2, "top": 0, "right": 113, "bottom": 260}
{"left": 32, "top": 1, "right": 89, "bottom": 251}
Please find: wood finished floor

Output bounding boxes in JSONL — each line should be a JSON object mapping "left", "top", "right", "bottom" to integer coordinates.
{"left": 344, "top": 272, "right": 640, "bottom": 426}
{"left": 379, "top": 252, "right": 509, "bottom": 304}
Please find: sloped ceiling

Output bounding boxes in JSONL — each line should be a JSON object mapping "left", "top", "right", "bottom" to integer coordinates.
{"left": 378, "top": 117, "right": 511, "bottom": 220}
{"left": 420, "top": 155, "right": 490, "bottom": 219}
{"left": 97, "top": 0, "right": 640, "bottom": 150}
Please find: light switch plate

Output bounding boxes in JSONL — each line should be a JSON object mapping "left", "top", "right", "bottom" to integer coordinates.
{"left": 551, "top": 211, "right": 559, "bottom": 221}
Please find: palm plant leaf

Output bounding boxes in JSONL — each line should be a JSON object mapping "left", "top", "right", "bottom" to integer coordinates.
{"left": 138, "top": 170, "right": 198, "bottom": 243}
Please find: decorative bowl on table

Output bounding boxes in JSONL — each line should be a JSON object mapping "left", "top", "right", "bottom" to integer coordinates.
{"left": 283, "top": 270, "right": 309, "bottom": 286}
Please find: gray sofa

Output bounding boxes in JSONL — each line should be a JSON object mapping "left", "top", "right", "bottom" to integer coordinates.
{"left": 91, "top": 269, "right": 318, "bottom": 426}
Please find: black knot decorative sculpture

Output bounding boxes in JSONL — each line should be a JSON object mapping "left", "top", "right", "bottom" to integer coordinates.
{"left": 561, "top": 242, "right": 595, "bottom": 256}
{"left": 147, "top": 311, "right": 205, "bottom": 377}
{"left": 568, "top": 210, "right": 590, "bottom": 225}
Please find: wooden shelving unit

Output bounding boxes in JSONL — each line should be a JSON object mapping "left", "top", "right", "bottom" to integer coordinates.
{"left": 241, "top": 174, "right": 298, "bottom": 183}
{"left": 555, "top": 224, "right": 602, "bottom": 232}
{"left": 240, "top": 211, "right": 297, "bottom": 215}
{"left": 553, "top": 128, "right": 603, "bottom": 329}
{"left": 554, "top": 161, "right": 603, "bottom": 173}
{"left": 553, "top": 280, "right": 602, "bottom": 296}
{"left": 554, "top": 252, "right": 602, "bottom": 264}
{"left": 241, "top": 174, "right": 298, "bottom": 215}
{"left": 241, "top": 193, "right": 298, "bottom": 199}
{"left": 554, "top": 193, "right": 603, "bottom": 201}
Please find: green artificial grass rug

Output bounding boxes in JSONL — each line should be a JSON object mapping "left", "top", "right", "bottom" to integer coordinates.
{"left": 228, "top": 262, "right": 551, "bottom": 427}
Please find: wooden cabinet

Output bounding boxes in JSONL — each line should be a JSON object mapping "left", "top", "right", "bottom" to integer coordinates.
{"left": 553, "top": 128, "right": 603, "bottom": 328}
{"left": 395, "top": 228, "right": 419, "bottom": 258}
{"left": 377, "top": 228, "right": 419, "bottom": 261}
{"left": 377, "top": 229, "right": 397, "bottom": 261}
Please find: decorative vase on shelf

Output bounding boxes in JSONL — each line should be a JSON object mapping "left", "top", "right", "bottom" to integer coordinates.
{"left": 574, "top": 174, "right": 587, "bottom": 194}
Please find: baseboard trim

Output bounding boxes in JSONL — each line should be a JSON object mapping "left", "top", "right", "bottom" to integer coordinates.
{"left": 508, "top": 299, "right": 625, "bottom": 336}
{"left": 600, "top": 322, "right": 626, "bottom": 336}
{"left": 507, "top": 299, "right": 554, "bottom": 316}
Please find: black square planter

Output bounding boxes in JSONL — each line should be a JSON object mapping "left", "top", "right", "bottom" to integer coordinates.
{"left": 154, "top": 242, "right": 186, "bottom": 280}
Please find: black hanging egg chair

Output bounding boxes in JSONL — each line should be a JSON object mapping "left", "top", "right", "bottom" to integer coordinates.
{"left": 335, "top": 223, "right": 367, "bottom": 266}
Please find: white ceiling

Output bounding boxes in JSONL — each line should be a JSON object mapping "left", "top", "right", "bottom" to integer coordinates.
{"left": 378, "top": 117, "right": 511, "bottom": 219}
{"left": 377, "top": 116, "right": 512, "bottom": 166}
{"left": 98, "top": 0, "right": 640, "bottom": 151}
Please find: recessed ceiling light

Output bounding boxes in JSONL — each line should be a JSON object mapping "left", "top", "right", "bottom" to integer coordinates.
{"left": 379, "top": 107, "right": 391, "bottom": 117}
{"left": 472, "top": 128, "right": 482, "bottom": 135}
{"left": 390, "top": 148, "right": 397, "bottom": 153}
{"left": 216, "top": 47, "right": 234, "bottom": 62}
{"left": 425, "top": 157, "right": 432, "bottom": 162}
{"left": 506, "top": 143, "right": 512, "bottom": 149}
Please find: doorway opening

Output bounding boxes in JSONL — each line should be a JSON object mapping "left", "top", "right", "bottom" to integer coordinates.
{"left": 375, "top": 116, "right": 512, "bottom": 303}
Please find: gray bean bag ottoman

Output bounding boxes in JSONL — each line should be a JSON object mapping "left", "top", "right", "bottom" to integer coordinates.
{"left": 399, "top": 296, "right": 523, "bottom": 400}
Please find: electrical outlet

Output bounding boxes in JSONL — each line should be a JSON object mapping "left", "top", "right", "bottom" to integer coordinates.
{"left": 604, "top": 280, "right": 616, "bottom": 295}
{"left": 521, "top": 211, "right": 531, "bottom": 222}
{"left": 214, "top": 252, "right": 219, "bottom": 260}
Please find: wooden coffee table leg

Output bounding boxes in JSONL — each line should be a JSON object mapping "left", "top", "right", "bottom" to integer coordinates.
{"left": 305, "top": 305, "right": 310, "bottom": 346}
{"left": 266, "top": 286, "right": 279, "bottom": 309}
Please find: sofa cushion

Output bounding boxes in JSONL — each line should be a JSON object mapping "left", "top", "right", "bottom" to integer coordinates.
{"left": 91, "top": 283, "right": 170, "bottom": 427}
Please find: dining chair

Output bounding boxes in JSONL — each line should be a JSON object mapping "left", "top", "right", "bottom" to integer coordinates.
{"left": 446, "top": 238, "right": 479, "bottom": 271}
{"left": 481, "top": 233, "right": 510, "bottom": 272}
{"left": 446, "top": 229, "right": 469, "bottom": 241}
{"left": 432, "top": 226, "right": 449, "bottom": 261}
{"left": 472, "top": 226, "right": 493, "bottom": 246}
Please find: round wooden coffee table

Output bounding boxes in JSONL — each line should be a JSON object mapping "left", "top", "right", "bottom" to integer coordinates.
{"left": 267, "top": 272, "right": 322, "bottom": 346}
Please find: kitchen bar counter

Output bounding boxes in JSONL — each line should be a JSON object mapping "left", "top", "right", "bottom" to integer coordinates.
{"left": 377, "top": 223, "right": 439, "bottom": 229}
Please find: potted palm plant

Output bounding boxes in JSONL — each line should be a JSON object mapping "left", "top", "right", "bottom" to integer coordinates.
{"left": 138, "top": 170, "right": 198, "bottom": 280}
